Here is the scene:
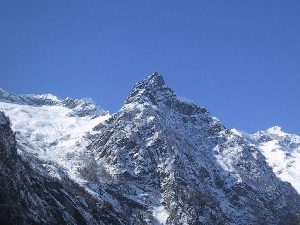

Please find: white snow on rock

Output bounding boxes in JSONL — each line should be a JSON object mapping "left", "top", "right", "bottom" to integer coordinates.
{"left": 26, "top": 93, "right": 60, "bottom": 102}
{"left": 231, "top": 127, "right": 300, "bottom": 193}
{"left": 153, "top": 205, "right": 169, "bottom": 224}
{"left": 176, "top": 96, "right": 194, "bottom": 104}
{"left": 266, "top": 126, "right": 287, "bottom": 137}
{"left": 0, "top": 99, "right": 110, "bottom": 182}
{"left": 259, "top": 140, "right": 300, "bottom": 192}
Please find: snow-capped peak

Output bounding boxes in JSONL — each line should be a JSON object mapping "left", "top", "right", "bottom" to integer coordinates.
{"left": 266, "top": 126, "right": 287, "bottom": 137}
{"left": 132, "top": 72, "right": 166, "bottom": 93}
{"left": 124, "top": 72, "right": 174, "bottom": 107}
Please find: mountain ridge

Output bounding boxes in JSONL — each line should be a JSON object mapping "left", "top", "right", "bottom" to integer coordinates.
{"left": 0, "top": 88, "right": 105, "bottom": 117}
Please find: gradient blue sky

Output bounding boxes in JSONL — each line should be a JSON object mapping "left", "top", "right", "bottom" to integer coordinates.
{"left": 1, "top": 1, "right": 300, "bottom": 133}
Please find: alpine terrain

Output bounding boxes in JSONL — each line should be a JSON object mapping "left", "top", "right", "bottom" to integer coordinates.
{"left": 0, "top": 73, "right": 300, "bottom": 225}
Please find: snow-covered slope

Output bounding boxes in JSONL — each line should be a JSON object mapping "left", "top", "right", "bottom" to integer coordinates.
{"left": 232, "top": 126, "right": 300, "bottom": 193}
{"left": 0, "top": 90, "right": 110, "bottom": 182}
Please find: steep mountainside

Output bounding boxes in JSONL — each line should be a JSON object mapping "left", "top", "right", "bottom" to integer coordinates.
{"left": 0, "top": 73, "right": 300, "bottom": 225}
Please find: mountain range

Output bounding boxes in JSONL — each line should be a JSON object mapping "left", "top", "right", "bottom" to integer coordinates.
{"left": 0, "top": 73, "right": 299, "bottom": 225}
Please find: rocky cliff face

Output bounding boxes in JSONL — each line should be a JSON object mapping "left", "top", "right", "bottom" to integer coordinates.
{"left": 0, "top": 73, "right": 300, "bottom": 225}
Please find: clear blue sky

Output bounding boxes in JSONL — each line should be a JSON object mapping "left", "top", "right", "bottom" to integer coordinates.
{"left": 1, "top": 1, "right": 300, "bottom": 133}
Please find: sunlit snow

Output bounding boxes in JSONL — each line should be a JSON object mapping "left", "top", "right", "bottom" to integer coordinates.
{"left": 153, "top": 205, "right": 169, "bottom": 224}
{"left": 259, "top": 140, "right": 300, "bottom": 193}
{"left": 0, "top": 101, "right": 110, "bottom": 182}
{"left": 231, "top": 128, "right": 300, "bottom": 193}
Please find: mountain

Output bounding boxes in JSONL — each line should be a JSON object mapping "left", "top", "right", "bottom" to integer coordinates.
{"left": 232, "top": 126, "right": 300, "bottom": 193}
{"left": 0, "top": 73, "right": 300, "bottom": 225}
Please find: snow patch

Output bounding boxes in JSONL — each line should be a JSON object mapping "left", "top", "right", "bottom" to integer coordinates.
{"left": 259, "top": 140, "right": 300, "bottom": 193}
{"left": 153, "top": 205, "right": 169, "bottom": 224}
{"left": 33, "top": 93, "right": 60, "bottom": 102}
{"left": 176, "top": 95, "right": 194, "bottom": 104}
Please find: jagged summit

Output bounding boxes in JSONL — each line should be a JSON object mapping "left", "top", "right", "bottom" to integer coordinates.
{"left": 123, "top": 73, "right": 210, "bottom": 119}
{"left": 125, "top": 72, "right": 174, "bottom": 105}
{"left": 133, "top": 72, "right": 166, "bottom": 92}
{"left": 144, "top": 72, "right": 165, "bottom": 86}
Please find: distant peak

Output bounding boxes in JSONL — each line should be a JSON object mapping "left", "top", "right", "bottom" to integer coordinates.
{"left": 267, "top": 126, "right": 282, "bottom": 131}
{"left": 266, "top": 126, "right": 286, "bottom": 137}
{"left": 34, "top": 94, "right": 60, "bottom": 101}
{"left": 24, "top": 93, "right": 61, "bottom": 102}
{"left": 267, "top": 126, "right": 283, "bottom": 132}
